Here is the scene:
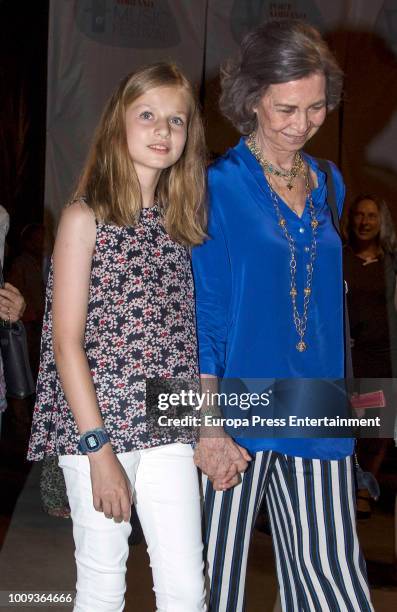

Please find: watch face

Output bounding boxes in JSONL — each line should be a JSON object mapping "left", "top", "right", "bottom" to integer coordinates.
{"left": 86, "top": 434, "right": 99, "bottom": 450}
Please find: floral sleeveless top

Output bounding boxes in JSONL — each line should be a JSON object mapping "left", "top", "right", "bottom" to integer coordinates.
{"left": 28, "top": 205, "right": 198, "bottom": 460}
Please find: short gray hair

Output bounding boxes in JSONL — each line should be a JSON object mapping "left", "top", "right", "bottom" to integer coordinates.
{"left": 220, "top": 19, "right": 344, "bottom": 134}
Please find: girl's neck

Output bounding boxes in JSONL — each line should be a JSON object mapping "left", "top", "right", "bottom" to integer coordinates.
{"left": 141, "top": 186, "right": 157, "bottom": 208}
{"left": 137, "top": 167, "right": 161, "bottom": 208}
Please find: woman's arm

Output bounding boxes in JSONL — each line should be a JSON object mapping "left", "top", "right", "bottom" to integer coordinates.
{"left": 192, "top": 178, "right": 251, "bottom": 489}
{"left": 52, "top": 201, "right": 131, "bottom": 522}
{"left": 194, "top": 374, "right": 251, "bottom": 490}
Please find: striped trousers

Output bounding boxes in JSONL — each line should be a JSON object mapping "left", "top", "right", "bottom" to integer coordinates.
{"left": 202, "top": 451, "right": 374, "bottom": 612}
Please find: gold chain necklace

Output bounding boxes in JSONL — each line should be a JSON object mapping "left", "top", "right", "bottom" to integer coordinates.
{"left": 246, "top": 132, "right": 306, "bottom": 190}
{"left": 246, "top": 133, "right": 319, "bottom": 352}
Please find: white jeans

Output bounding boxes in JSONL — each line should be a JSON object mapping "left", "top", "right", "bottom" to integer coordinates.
{"left": 59, "top": 443, "right": 206, "bottom": 612}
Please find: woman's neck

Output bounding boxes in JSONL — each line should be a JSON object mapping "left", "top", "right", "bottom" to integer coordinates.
{"left": 353, "top": 240, "right": 381, "bottom": 261}
{"left": 255, "top": 131, "right": 297, "bottom": 170}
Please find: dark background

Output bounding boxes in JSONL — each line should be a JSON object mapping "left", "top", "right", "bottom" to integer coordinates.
{"left": 0, "top": 0, "right": 49, "bottom": 248}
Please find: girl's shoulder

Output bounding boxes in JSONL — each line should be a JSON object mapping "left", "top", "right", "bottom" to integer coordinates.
{"left": 64, "top": 197, "right": 95, "bottom": 220}
{"left": 61, "top": 198, "right": 96, "bottom": 230}
{"left": 64, "top": 198, "right": 127, "bottom": 232}
{"left": 57, "top": 198, "right": 97, "bottom": 250}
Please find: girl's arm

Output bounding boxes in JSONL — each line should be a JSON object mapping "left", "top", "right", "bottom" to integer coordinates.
{"left": 52, "top": 201, "right": 132, "bottom": 522}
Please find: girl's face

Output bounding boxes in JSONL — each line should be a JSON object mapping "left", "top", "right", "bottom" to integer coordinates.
{"left": 125, "top": 85, "right": 190, "bottom": 180}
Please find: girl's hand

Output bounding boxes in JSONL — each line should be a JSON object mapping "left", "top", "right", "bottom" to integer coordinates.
{"left": 0, "top": 283, "right": 26, "bottom": 322}
{"left": 88, "top": 444, "right": 133, "bottom": 523}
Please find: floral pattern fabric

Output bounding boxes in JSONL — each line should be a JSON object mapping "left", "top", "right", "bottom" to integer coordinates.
{"left": 28, "top": 206, "right": 198, "bottom": 460}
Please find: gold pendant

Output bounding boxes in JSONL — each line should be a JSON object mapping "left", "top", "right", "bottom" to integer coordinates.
{"left": 296, "top": 341, "right": 307, "bottom": 352}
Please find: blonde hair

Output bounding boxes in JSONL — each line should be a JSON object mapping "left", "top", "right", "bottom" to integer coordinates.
{"left": 74, "top": 63, "right": 207, "bottom": 246}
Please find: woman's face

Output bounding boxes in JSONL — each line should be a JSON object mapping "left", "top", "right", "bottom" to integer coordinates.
{"left": 351, "top": 199, "right": 381, "bottom": 243}
{"left": 253, "top": 72, "right": 327, "bottom": 154}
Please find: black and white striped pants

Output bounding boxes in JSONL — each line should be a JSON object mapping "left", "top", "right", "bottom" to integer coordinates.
{"left": 202, "top": 451, "right": 373, "bottom": 612}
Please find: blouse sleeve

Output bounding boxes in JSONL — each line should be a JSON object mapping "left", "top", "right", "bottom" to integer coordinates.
{"left": 192, "top": 190, "right": 232, "bottom": 378}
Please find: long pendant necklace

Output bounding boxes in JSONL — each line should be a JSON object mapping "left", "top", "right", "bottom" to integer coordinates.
{"left": 246, "top": 133, "right": 318, "bottom": 352}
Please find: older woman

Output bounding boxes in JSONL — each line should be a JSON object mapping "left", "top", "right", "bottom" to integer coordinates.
{"left": 192, "top": 20, "right": 373, "bottom": 612}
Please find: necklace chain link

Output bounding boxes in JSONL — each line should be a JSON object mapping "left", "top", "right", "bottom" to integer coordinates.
{"left": 246, "top": 132, "right": 318, "bottom": 352}
{"left": 246, "top": 132, "right": 306, "bottom": 190}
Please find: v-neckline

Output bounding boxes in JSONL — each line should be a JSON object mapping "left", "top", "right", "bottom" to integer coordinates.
{"left": 235, "top": 138, "right": 324, "bottom": 222}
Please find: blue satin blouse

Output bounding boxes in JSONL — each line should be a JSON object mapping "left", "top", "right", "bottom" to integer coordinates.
{"left": 192, "top": 138, "right": 354, "bottom": 459}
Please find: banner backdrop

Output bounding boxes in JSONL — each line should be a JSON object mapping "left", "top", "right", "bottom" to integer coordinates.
{"left": 45, "top": 0, "right": 397, "bottom": 223}
{"left": 338, "top": 0, "right": 397, "bottom": 216}
{"left": 45, "top": 0, "right": 207, "bottom": 221}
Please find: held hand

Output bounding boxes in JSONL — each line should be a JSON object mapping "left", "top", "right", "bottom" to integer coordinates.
{"left": 211, "top": 444, "right": 251, "bottom": 491}
{"left": 194, "top": 433, "right": 251, "bottom": 485}
{"left": 235, "top": 443, "right": 252, "bottom": 463}
{"left": 212, "top": 473, "right": 241, "bottom": 491}
{"left": 0, "top": 283, "right": 26, "bottom": 322}
{"left": 89, "top": 444, "right": 132, "bottom": 523}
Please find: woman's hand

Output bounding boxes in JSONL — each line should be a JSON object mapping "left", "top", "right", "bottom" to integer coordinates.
{"left": 194, "top": 433, "right": 251, "bottom": 491}
{"left": 195, "top": 375, "right": 252, "bottom": 491}
{"left": 0, "top": 282, "right": 26, "bottom": 322}
{"left": 89, "top": 444, "right": 133, "bottom": 522}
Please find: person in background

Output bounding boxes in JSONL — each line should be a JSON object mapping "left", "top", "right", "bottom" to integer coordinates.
{"left": 0, "top": 280, "right": 28, "bottom": 418}
{"left": 343, "top": 194, "right": 397, "bottom": 519}
{"left": 0, "top": 205, "right": 9, "bottom": 268}
{"left": 0, "top": 284, "right": 26, "bottom": 322}
{"left": 0, "top": 204, "right": 28, "bottom": 430}
{"left": 192, "top": 20, "right": 373, "bottom": 611}
{"left": 8, "top": 222, "right": 69, "bottom": 517}
{"left": 8, "top": 223, "right": 46, "bottom": 378}
{"left": 0, "top": 204, "right": 10, "bottom": 415}
{"left": 2, "top": 223, "right": 44, "bottom": 443}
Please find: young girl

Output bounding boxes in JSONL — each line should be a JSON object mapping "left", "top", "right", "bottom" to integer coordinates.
{"left": 28, "top": 63, "right": 207, "bottom": 612}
